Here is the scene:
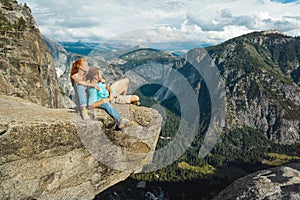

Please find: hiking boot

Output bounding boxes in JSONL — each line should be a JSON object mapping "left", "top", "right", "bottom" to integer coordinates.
{"left": 82, "top": 109, "right": 90, "bottom": 120}
{"left": 118, "top": 117, "right": 134, "bottom": 129}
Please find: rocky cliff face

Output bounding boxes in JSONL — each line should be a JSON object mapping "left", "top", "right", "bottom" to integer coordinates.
{"left": 213, "top": 162, "right": 300, "bottom": 200}
{"left": 146, "top": 31, "right": 300, "bottom": 145}
{"left": 0, "top": 1, "right": 62, "bottom": 108}
{"left": 207, "top": 31, "right": 300, "bottom": 144}
{"left": 0, "top": 95, "right": 162, "bottom": 199}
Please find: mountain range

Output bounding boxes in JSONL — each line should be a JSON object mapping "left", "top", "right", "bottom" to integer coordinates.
{"left": 46, "top": 30, "right": 300, "bottom": 145}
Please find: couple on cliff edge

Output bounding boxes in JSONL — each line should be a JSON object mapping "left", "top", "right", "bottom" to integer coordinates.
{"left": 70, "top": 58, "right": 140, "bottom": 129}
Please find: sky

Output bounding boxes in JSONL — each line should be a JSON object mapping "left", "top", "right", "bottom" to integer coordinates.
{"left": 18, "top": 0, "right": 300, "bottom": 46}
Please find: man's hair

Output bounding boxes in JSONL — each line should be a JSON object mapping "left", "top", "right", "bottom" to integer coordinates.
{"left": 86, "top": 67, "right": 101, "bottom": 82}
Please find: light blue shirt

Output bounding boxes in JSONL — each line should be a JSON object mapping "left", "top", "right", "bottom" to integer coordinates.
{"left": 88, "top": 82, "right": 113, "bottom": 105}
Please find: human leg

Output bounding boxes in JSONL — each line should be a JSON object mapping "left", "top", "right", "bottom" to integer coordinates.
{"left": 99, "top": 102, "right": 134, "bottom": 128}
{"left": 113, "top": 94, "right": 139, "bottom": 104}
{"left": 75, "top": 84, "right": 89, "bottom": 119}
{"left": 110, "top": 78, "right": 140, "bottom": 105}
{"left": 110, "top": 78, "right": 129, "bottom": 95}
{"left": 76, "top": 84, "right": 88, "bottom": 107}
{"left": 99, "top": 102, "right": 122, "bottom": 121}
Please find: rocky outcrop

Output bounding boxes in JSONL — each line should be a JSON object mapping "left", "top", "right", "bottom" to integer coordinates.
{"left": 0, "top": 1, "right": 63, "bottom": 108}
{"left": 0, "top": 95, "right": 162, "bottom": 199}
{"left": 213, "top": 162, "right": 300, "bottom": 200}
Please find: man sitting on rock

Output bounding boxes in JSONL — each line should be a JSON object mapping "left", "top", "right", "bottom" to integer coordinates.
{"left": 86, "top": 67, "right": 139, "bottom": 129}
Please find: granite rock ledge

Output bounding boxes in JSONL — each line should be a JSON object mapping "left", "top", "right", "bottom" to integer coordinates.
{"left": 0, "top": 95, "right": 162, "bottom": 199}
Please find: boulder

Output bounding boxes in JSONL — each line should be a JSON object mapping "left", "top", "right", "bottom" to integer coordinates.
{"left": 213, "top": 162, "right": 300, "bottom": 200}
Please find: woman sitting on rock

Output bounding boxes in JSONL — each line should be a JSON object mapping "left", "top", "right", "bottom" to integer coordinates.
{"left": 70, "top": 58, "right": 99, "bottom": 120}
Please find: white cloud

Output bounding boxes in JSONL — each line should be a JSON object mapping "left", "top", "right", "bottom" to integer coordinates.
{"left": 18, "top": 0, "right": 300, "bottom": 45}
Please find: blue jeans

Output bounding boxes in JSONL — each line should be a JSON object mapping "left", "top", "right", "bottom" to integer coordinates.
{"left": 75, "top": 84, "right": 87, "bottom": 107}
{"left": 99, "top": 102, "right": 122, "bottom": 121}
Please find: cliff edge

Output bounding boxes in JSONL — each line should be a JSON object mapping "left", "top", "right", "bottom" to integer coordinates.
{"left": 0, "top": 95, "right": 162, "bottom": 199}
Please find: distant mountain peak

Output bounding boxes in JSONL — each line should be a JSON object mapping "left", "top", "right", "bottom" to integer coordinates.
{"left": 261, "top": 29, "right": 286, "bottom": 36}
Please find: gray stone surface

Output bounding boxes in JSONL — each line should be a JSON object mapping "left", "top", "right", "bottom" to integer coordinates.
{"left": 214, "top": 162, "right": 300, "bottom": 200}
{"left": 0, "top": 95, "right": 162, "bottom": 199}
{"left": 0, "top": 1, "right": 63, "bottom": 108}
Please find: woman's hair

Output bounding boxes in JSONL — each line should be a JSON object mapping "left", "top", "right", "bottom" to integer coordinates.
{"left": 86, "top": 67, "right": 101, "bottom": 82}
{"left": 70, "top": 58, "right": 86, "bottom": 85}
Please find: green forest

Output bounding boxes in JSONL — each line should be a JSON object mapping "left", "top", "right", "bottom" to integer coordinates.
{"left": 131, "top": 87, "right": 300, "bottom": 183}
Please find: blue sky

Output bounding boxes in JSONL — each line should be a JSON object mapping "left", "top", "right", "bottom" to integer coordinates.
{"left": 18, "top": 0, "right": 300, "bottom": 45}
